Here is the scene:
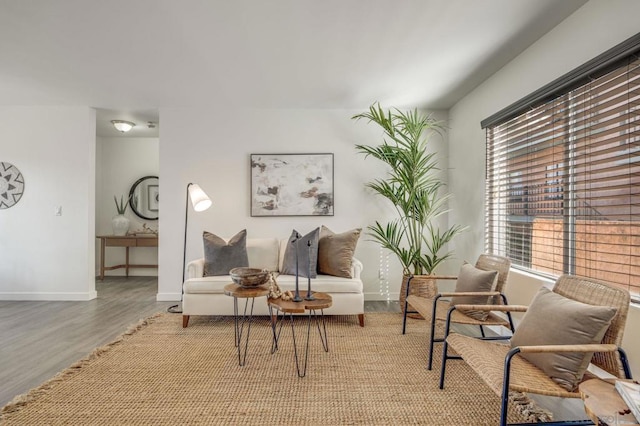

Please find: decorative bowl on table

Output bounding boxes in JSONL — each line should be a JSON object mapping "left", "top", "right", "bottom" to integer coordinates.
{"left": 229, "top": 267, "right": 270, "bottom": 288}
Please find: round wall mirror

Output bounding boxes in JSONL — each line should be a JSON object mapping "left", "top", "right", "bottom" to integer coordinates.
{"left": 129, "top": 175, "right": 159, "bottom": 220}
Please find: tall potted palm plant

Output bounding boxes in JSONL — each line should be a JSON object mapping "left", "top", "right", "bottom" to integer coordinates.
{"left": 353, "top": 103, "right": 465, "bottom": 317}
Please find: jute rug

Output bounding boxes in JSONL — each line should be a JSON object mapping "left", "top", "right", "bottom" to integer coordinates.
{"left": 1, "top": 312, "right": 550, "bottom": 425}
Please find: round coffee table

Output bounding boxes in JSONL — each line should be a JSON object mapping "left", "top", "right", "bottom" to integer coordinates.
{"left": 224, "top": 283, "right": 269, "bottom": 366}
{"left": 268, "top": 292, "right": 332, "bottom": 377}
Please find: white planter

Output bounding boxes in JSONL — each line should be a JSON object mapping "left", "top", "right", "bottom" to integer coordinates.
{"left": 112, "top": 214, "right": 130, "bottom": 236}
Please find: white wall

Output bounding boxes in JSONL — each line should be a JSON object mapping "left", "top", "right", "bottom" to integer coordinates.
{"left": 96, "top": 137, "right": 159, "bottom": 276}
{"left": 448, "top": 0, "right": 640, "bottom": 377}
{"left": 157, "top": 107, "right": 449, "bottom": 302}
{"left": 0, "top": 106, "right": 97, "bottom": 300}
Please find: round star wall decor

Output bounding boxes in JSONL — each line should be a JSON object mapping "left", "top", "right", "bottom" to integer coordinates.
{"left": 0, "top": 162, "right": 25, "bottom": 209}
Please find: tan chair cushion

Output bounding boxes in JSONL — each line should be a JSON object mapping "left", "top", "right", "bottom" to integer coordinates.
{"left": 450, "top": 263, "right": 498, "bottom": 320}
{"left": 317, "top": 226, "right": 361, "bottom": 278}
{"left": 510, "top": 287, "right": 617, "bottom": 392}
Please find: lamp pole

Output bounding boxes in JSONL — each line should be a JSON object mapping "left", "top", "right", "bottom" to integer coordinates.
{"left": 168, "top": 182, "right": 211, "bottom": 314}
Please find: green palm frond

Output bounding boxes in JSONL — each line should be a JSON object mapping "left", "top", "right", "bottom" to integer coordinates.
{"left": 354, "top": 102, "right": 464, "bottom": 275}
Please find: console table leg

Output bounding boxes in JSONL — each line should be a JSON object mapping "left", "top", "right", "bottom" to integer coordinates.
{"left": 125, "top": 247, "right": 130, "bottom": 277}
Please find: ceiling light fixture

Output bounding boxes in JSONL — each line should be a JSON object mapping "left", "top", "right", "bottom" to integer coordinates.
{"left": 111, "top": 120, "right": 136, "bottom": 133}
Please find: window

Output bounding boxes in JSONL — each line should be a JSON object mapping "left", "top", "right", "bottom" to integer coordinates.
{"left": 484, "top": 34, "right": 640, "bottom": 298}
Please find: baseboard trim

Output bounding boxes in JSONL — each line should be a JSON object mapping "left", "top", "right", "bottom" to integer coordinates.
{"left": 156, "top": 292, "right": 181, "bottom": 302}
{"left": 0, "top": 291, "right": 97, "bottom": 301}
{"left": 364, "top": 292, "right": 399, "bottom": 301}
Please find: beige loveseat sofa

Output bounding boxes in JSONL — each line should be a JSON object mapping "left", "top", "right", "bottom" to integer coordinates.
{"left": 182, "top": 237, "right": 365, "bottom": 327}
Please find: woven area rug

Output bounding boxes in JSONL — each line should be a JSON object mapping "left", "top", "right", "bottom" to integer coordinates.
{"left": 1, "top": 312, "right": 550, "bottom": 425}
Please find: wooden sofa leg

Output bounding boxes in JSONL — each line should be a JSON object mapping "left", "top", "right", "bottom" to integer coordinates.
{"left": 358, "top": 313, "right": 365, "bottom": 327}
{"left": 182, "top": 315, "right": 190, "bottom": 328}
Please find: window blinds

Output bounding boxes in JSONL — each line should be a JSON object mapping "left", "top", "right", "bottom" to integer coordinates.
{"left": 485, "top": 55, "right": 640, "bottom": 296}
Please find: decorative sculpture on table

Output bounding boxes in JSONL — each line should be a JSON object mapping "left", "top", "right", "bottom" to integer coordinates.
{"left": 305, "top": 240, "right": 315, "bottom": 301}
{"left": 268, "top": 272, "right": 293, "bottom": 301}
{"left": 292, "top": 232, "right": 303, "bottom": 302}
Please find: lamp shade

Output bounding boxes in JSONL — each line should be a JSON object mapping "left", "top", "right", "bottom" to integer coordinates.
{"left": 111, "top": 120, "right": 135, "bottom": 132}
{"left": 188, "top": 184, "right": 212, "bottom": 212}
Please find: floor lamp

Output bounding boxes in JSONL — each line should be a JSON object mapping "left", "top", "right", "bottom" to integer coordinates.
{"left": 167, "top": 183, "right": 212, "bottom": 313}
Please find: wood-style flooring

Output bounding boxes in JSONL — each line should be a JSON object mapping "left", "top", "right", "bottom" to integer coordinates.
{"left": 0, "top": 277, "right": 170, "bottom": 407}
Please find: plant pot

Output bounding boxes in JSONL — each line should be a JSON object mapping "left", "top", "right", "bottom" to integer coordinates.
{"left": 400, "top": 275, "right": 436, "bottom": 319}
{"left": 112, "top": 214, "right": 130, "bottom": 236}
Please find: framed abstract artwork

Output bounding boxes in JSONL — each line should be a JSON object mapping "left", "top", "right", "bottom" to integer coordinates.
{"left": 250, "top": 153, "right": 334, "bottom": 216}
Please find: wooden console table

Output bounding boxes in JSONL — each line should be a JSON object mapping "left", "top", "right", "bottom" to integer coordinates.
{"left": 96, "top": 235, "right": 158, "bottom": 280}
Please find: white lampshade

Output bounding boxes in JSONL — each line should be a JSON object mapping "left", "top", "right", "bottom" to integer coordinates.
{"left": 188, "top": 184, "right": 212, "bottom": 212}
{"left": 111, "top": 120, "right": 135, "bottom": 132}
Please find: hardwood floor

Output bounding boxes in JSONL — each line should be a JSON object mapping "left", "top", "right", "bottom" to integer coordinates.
{"left": 0, "top": 276, "right": 170, "bottom": 407}
{"left": 0, "top": 281, "right": 583, "bottom": 420}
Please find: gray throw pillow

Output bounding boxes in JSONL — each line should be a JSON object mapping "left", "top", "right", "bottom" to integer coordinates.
{"left": 202, "top": 230, "right": 249, "bottom": 276}
{"left": 510, "top": 287, "right": 617, "bottom": 392}
{"left": 281, "top": 228, "right": 319, "bottom": 278}
{"left": 450, "top": 262, "right": 499, "bottom": 321}
{"left": 317, "top": 226, "right": 361, "bottom": 278}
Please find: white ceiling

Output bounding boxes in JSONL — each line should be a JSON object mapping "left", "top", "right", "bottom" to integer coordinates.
{"left": 0, "top": 0, "right": 587, "bottom": 137}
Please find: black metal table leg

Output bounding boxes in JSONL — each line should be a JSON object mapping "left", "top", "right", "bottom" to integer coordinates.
{"left": 232, "top": 296, "right": 257, "bottom": 366}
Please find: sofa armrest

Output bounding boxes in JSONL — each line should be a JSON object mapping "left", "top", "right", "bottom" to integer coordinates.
{"left": 352, "top": 257, "right": 363, "bottom": 279}
{"left": 186, "top": 258, "right": 205, "bottom": 279}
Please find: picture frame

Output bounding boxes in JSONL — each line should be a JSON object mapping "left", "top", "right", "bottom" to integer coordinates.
{"left": 250, "top": 153, "right": 334, "bottom": 216}
{"left": 147, "top": 184, "right": 159, "bottom": 212}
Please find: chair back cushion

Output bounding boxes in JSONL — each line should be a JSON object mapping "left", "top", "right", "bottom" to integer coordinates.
{"left": 510, "top": 286, "right": 617, "bottom": 391}
{"left": 450, "top": 263, "right": 499, "bottom": 320}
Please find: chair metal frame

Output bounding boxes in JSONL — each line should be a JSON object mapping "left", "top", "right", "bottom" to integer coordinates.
{"left": 402, "top": 253, "right": 513, "bottom": 370}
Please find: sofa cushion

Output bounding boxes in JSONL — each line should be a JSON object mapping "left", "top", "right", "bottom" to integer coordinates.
{"left": 203, "top": 230, "right": 249, "bottom": 276}
{"left": 183, "top": 277, "right": 230, "bottom": 294}
{"left": 184, "top": 273, "right": 363, "bottom": 295}
{"left": 280, "top": 228, "right": 320, "bottom": 278}
{"left": 317, "top": 226, "right": 361, "bottom": 278}
{"left": 510, "top": 287, "right": 617, "bottom": 392}
{"left": 450, "top": 262, "right": 499, "bottom": 321}
{"left": 246, "top": 238, "right": 280, "bottom": 271}
{"left": 274, "top": 273, "right": 363, "bottom": 294}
